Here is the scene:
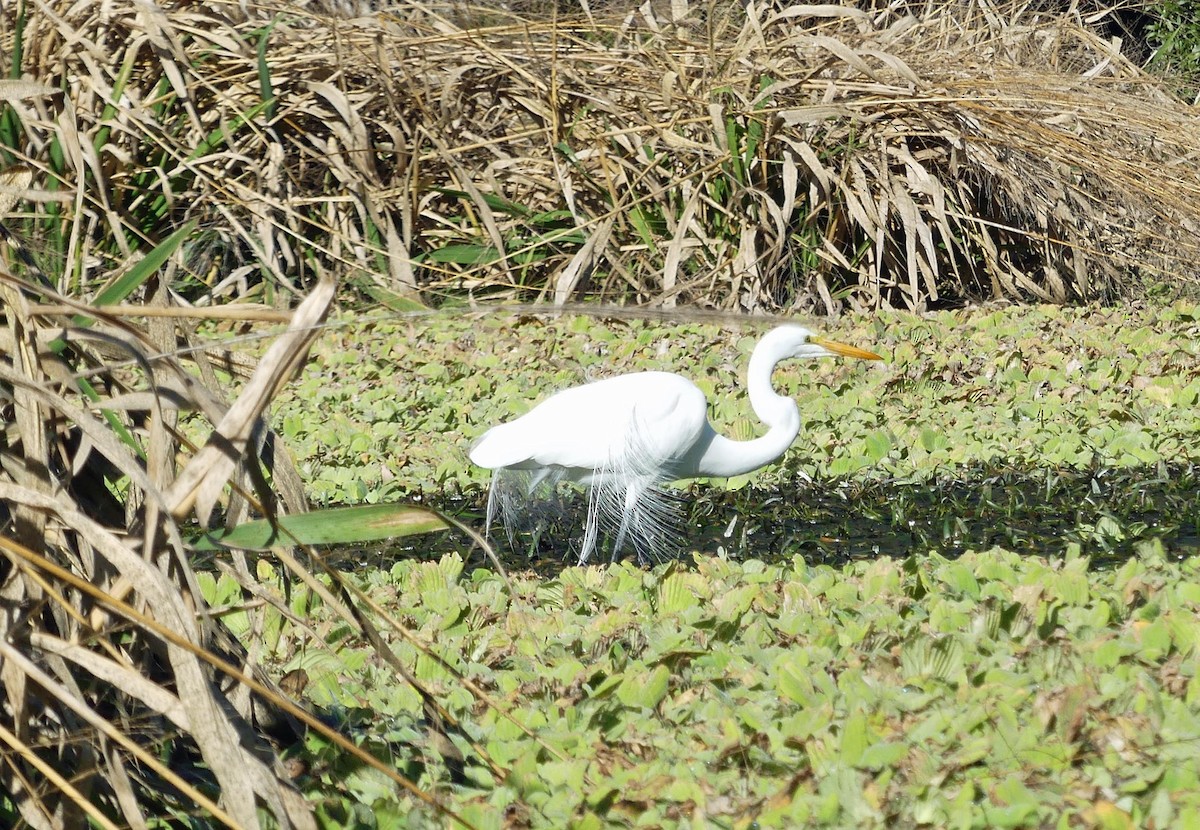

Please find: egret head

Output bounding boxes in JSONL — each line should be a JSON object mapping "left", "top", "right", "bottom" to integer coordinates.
{"left": 762, "top": 325, "right": 883, "bottom": 362}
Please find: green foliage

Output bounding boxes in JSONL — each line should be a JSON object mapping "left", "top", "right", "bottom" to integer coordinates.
{"left": 1148, "top": 0, "right": 1200, "bottom": 101}
{"left": 185, "top": 299, "right": 1200, "bottom": 825}
{"left": 272, "top": 302, "right": 1200, "bottom": 515}
{"left": 192, "top": 503, "right": 447, "bottom": 551}
{"left": 278, "top": 544, "right": 1200, "bottom": 827}
{"left": 418, "top": 189, "right": 588, "bottom": 292}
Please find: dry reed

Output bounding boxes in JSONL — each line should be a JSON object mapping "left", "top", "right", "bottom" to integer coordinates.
{"left": 0, "top": 0, "right": 1195, "bottom": 314}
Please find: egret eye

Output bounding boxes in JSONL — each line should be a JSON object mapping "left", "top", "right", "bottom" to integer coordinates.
{"left": 470, "top": 325, "right": 881, "bottom": 565}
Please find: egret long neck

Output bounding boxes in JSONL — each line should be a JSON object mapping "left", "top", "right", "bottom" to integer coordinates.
{"left": 693, "top": 345, "right": 802, "bottom": 477}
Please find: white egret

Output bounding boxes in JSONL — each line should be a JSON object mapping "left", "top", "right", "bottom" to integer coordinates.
{"left": 470, "top": 325, "right": 882, "bottom": 564}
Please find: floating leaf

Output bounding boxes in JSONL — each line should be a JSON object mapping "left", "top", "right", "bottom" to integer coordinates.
{"left": 858, "top": 741, "right": 909, "bottom": 770}
{"left": 863, "top": 429, "right": 892, "bottom": 462}
{"left": 840, "top": 711, "right": 869, "bottom": 766}
{"left": 641, "top": 665, "right": 671, "bottom": 708}
{"left": 776, "top": 657, "right": 813, "bottom": 706}
{"left": 657, "top": 572, "right": 700, "bottom": 615}
{"left": 941, "top": 560, "right": 980, "bottom": 598}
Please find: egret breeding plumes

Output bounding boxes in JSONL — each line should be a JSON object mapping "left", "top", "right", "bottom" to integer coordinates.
{"left": 470, "top": 325, "right": 882, "bottom": 564}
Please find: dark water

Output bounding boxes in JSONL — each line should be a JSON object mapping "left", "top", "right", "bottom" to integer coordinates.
{"left": 340, "top": 464, "right": 1200, "bottom": 572}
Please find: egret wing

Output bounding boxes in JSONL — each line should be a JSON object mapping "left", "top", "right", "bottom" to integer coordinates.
{"left": 470, "top": 372, "right": 709, "bottom": 480}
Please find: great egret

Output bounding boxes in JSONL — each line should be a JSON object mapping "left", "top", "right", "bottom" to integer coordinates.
{"left": 470, "top": 325, "right": 882, "bottom": 564}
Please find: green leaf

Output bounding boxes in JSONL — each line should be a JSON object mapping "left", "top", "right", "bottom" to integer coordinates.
{"left": 528, "top": 209, "right": 575, "bottom": 228}
{"left": 864, "top": 429, "right": 892, "bottom": 462}
{"left": 414, "top": 650, "right": 451, "bottom": 683}
{"left": 93, "top": 220, "right": 197, "bottom": 308}
{"left": 657, "top": 572, "right": 698, "bottom": 615}
{"left": 586, "top": 674, "right": 623, "bottom": 699}
{"left": 776, "top": 657, "right": 813, "bottom": 705}
{"left": 433, "top": 187, "right": 532, "bottom": 217}
{"left": 192, "top": 503, "right": 448, "bottom": 550}
{"left": 627, "top": 206, "right": 656, "bottom": 247}
{"left": 422, "top": 244, "right": 501, "bottom": 265}
{"left": 941, "top": 561, "right": 980, "bottom": 598}
{"left": 858, "top": 741, "right": 909, "bottom": 770}
{"left": 840, "top": 711, "right": 868, "bottom": 766}
{"left": 186, "top": 99, "right": 275, "bottom": 162}
{"left": 641, "top": 665, "right": 670, "bottom": 708}
{"left": 1135, "top": 618, "right": 1172, "bottom": 661}
{"left": 920, "top": 427, "right": 947, "bottom": 452}
{"left": 988, "top": 777, "right": 1038, "bottom": 826}
{"left": 616, "top": 664, "right": 671, "bottom": 709}
{"left": 254, "top": 18, "right": 279, "bottom": 121}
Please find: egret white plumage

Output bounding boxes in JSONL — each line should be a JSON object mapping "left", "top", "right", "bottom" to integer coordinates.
{"left": 470, "top": 325, "right": 882, "bottom": 564}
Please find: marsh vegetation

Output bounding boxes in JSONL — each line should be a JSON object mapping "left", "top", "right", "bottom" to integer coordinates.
{"left": 1, "top": 0, "right": 1200, "bottom": 827}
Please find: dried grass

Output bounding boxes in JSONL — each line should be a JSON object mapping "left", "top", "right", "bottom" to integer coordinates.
{"left": 0, "top": 164, "right": 379, "bottom": 822}
{"left": 0, "top": 193, "right": 336, "bottom": 822}
{"left": 0, "top": 173, "right": 493, "bottom": 822}
{"left": 2, "top": 0, "right": 1197, "bottom": 313}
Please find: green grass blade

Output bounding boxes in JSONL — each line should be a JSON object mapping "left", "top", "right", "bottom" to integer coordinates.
{"left": 364, "top": 284, "right": 428, "bottom": 312}
{"left": 93, "top": 48, "right": 138, "bottom": 154}
{"left": 434, "top": 187, "right": 533, "bottom": 217}
{"left": 421, "top": 243, "right": 501, "bottom": 265}
{"left": 92, "top": 220, "right": 196, "bottom": 308}
{"left": 185, "top": 100, "right": 273, "bottom": 163}
{"left": 255, "top": 19, "right": 279, "bottom": 121}
{"left": 628, "top": 206, "right": 657, "bottom": 247}
{"left": 38, "top": 218, "right": 192, "bottom": 461}
{"left": 192, "top": 503, "right": 449, "bottom": 551}
{"left": 0, "top": 2, "right": 28, "bottom": 162}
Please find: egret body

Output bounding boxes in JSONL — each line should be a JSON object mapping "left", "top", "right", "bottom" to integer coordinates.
{"left": 470, "top": 325, "right": 881, "bottom": 563}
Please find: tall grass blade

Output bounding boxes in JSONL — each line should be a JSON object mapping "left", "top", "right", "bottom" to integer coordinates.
{"left": 194, "top": 503, "right": 449, "bottom": 550}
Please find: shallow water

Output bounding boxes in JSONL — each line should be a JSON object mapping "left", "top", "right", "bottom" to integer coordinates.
{"left": 335, "top": 464, "right": 1200, "bottom": 572}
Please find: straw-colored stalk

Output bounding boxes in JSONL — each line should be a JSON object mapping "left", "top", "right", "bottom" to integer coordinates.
{"left": 1, "top": 0, "right": 1196, "bottom": 313}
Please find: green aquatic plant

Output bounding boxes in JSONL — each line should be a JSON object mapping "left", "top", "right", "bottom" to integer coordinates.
{"left": 269, "top": 303, "right": 1200, "bottom": 564}
{"left": 252, "top": 542, "right": 1200, "bottom": 827}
